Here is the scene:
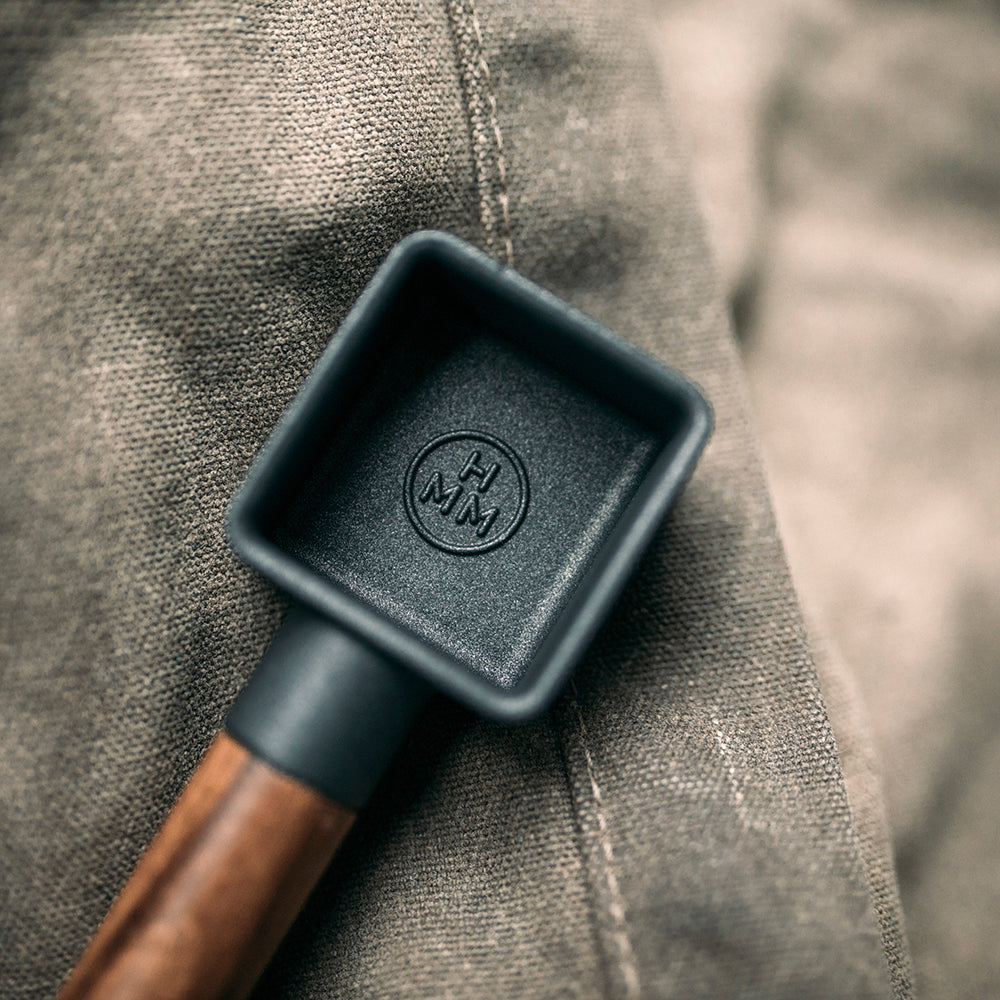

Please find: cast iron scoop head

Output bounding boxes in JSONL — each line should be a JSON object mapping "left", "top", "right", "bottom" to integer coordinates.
{"left": 227, "top": 230, "right": 712, "bottom": 724}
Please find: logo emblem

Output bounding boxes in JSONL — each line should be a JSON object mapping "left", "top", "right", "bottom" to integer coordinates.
{"left": 404, "top": 431, "right": 529, "bottom": 554}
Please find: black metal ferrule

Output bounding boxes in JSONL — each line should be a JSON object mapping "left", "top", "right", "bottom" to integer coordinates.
{"left": 225, "top": 606, "right": 430, "bottom": 810}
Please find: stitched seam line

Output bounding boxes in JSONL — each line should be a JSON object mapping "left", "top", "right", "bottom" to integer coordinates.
{"left": 570, "top": 682, "right": 641, "bottom": 1000}
{"left": 465, "top": 0, "right": 514, "bottom": 266}
{"left": 443, "top": 0, "right": 514, "bottom": 265}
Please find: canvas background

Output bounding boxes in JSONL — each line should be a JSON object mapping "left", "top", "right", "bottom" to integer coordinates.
{"left": 3, "top": 0, "right": 990, "bottom": 997}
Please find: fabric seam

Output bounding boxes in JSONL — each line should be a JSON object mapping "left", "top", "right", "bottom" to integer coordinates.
{"left": 464, "top": 2, "right": 514, "bottom": 267}
{"left": 442, "top": 0, "right": 515, "bottom": 265}
{"left": 569, "top": 681, "right": 642, "bottom": 1000}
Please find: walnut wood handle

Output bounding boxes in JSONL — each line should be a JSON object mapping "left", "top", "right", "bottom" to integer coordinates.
{"left": 56, "top": 732, "right": 356, "bottom": 1000}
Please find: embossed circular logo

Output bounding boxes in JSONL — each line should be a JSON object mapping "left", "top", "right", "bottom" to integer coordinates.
{"left": 404, "top": 431, "right": 529, "bottom": 554}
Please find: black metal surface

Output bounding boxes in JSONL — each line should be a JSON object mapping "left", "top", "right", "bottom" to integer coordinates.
{"left": 272, "top": 325, "right": 659, "bottom": 690}
{"left": 227, "top": 606, "right": 430, "bottom": 809}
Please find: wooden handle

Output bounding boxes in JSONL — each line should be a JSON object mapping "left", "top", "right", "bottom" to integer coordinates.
{"left": 57, "top": 732, "right": 356, "bottom": 1000}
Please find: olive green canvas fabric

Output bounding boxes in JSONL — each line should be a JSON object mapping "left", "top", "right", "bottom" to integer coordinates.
{"left": 1, "top": 1, "right": 909, "bottom": 997}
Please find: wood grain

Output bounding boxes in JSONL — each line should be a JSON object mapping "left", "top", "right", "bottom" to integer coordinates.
{"left": 56, "top": 732, "right": 356, "bottom": 1000}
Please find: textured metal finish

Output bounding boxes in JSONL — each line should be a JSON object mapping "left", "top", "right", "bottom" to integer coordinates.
{"left": 274, "top": 328, "right": 658, "bottom": 689}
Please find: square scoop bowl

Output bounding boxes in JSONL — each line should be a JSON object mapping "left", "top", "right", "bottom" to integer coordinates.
{"left": 228, "top": 231, "right": 711, "bottom": 724}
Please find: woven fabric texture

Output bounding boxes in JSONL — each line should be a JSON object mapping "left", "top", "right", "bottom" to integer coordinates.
{"left": 1, "top": 1, "right": 907, "bottom": 997}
